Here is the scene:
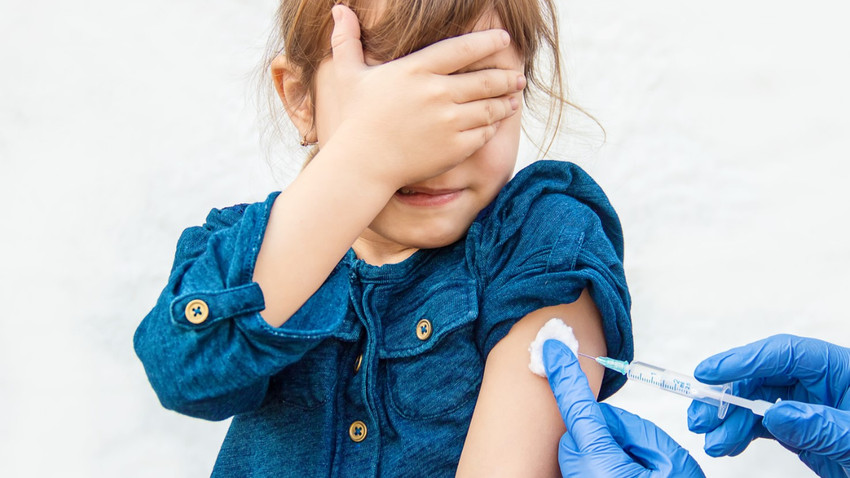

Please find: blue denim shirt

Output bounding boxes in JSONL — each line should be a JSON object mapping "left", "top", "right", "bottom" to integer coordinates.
{"left": 134, "top": 160, "right": 633, "bottom": 477}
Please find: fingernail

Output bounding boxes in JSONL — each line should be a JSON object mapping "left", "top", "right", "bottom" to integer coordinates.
{"left": 516, "top": 75, "right": 526, "bottom": 90}
{"left": 500, "top": 31, "right": 510, "bottom": 45}
{"left": 332, "top": 5, "right": 341, "bottom": 23}
{"left": 509, "top": 96, "right": 519, "bottom": 110}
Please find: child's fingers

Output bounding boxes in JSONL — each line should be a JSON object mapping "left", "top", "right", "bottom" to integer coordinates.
{"left": 454, "top": 124, "right": 500, "bottom": 158}
{"left": 330, "top": 4, "right": 365, "bottom": 75}
{"left": 448, "top": 69, "right": 526, "bottom": 104}
{"left": 446, "top": 95, "right": 518, "bottom": 156}
{"left": 450, "top": 95, "right": 519, "bottom": 132}
{"left": 452, "top": 102, "right": 516, "bottom": 156}
{"left": 410, "top": 29, "right": 511, "bottom": 75}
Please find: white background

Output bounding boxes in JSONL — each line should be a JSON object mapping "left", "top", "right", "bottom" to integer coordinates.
{"left": 2, "top": 0, "right": 849, "bottom": 476}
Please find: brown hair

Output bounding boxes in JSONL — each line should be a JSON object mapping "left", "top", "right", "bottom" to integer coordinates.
{"left": 261, "top": 0, "right": 593, "bottom": 161}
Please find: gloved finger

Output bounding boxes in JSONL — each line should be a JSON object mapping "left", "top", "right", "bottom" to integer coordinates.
{"left": 558, "top": 431, "right": 608, "bottom": 478}
{"left": 688, "top": 375, "right": 780, "bottom": 434}
{"left": 701, "top": 406, "right": 766, "bottom": 457}
{"left": 743, "top": 382, "right": 799, "bottom": 402}
{"left": 542, "top": 340, "right": 620, "bottom": 455}
{"left": 556, "top": 420, "right": 645, "bottom": 478}
{"left": 763, "top": 401, "right": 850, "bottom": 466}
{"left": 693, "top": 334, "right": 848, "bottom": 389}
{"left": 555, "top": 431, "right": 585, "bottom": 477}
{"left": 798, "top": 452, "right": 849, "bottom": 478}
{"left": 687, "top": 400, "right": 724, "bottom": 433}
{"left": 600, "top": 404, "right": 706, "bottom": 477}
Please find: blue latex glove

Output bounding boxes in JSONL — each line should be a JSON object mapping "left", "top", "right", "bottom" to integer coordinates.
{"left": 687, "top": 334, "right": 850, "bottom": 477}
{"left": 543, "top": 340, "right": 705, "bottom": 478}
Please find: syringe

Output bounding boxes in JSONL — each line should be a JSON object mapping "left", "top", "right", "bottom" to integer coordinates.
{"left": 580, "top": 353, "right": 775, "bottom": 419}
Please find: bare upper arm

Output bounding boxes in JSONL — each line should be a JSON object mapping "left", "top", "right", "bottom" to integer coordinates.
{"left": 456, "top": 289, "right": 607, "bottom": 477}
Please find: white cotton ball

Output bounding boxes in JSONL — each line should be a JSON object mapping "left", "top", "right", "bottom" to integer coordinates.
{"left": 528, "top": 318, "right": 580, "bottom": 377}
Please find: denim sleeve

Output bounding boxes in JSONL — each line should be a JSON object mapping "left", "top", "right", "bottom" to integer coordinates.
{"left": 133, "top": 192, "right": 350, "bottom": 421}
{"left": 472, "top": 161, "right": 634, "bottom": 400}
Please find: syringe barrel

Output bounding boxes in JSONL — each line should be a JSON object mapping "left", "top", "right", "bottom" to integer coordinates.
{"left": 627, "top": 361, "right": 731, "bottom": 417}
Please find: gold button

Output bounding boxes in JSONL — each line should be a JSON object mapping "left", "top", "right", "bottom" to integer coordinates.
{"left": 353, "top": 354, "right": 363, "bottom": 374}
{"left": 416, "top": 319, "right": 432, "bottom": 340}
{"left": 349, "top": 421, "right": 367, "bottom": 442}
{"left": 184, "top": 299, "right": 209, "bottom": 324}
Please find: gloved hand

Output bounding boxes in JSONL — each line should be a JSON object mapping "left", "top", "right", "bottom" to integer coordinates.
{"left": 687, "top": 334, "right": 850, "bottom": 477}
{"left": 543, "top": 340, "right": 705, "bottom": 478}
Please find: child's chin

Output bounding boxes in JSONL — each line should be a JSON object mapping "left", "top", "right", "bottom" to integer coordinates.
{"left": 405, "top": 227, "right": 469, "bottom": 250}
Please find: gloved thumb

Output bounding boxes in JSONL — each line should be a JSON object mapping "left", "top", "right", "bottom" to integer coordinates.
{"left": 543, "top": 340, "right": 622, "bottom": 455}
{"left": 763, "top": 401, "right": 850, "bottom": 465}
{"left": 600, "top": 404, "right": 706, "bottom": 477}
{"left": 330, "top": 4, "right": 365, "bottom": 73}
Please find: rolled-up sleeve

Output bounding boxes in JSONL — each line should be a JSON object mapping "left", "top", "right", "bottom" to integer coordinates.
{"left": 133, "top": 192, "right": 350, "bottom": 420}
{"left": 471, "top": 161, "right": 633, "bottom": 400}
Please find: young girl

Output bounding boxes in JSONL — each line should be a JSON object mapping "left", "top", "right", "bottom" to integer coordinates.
{"left": 134, "top": 1, "right": 633, "bottom": 476}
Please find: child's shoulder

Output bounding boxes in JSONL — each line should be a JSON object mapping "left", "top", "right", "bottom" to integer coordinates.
{"left": 196, "top": 192, "right": 282, "bottom": 232}
{"left": 474, "top": 161, "right": 623, "bottom": 256}
{"left": 202, "top": 203, "right": 250, "bottom": 230}
{"left": 170, "top": 192, "right": 281, "bottom": 267}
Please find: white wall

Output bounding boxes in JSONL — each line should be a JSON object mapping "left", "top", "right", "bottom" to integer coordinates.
{"left": 2, "top": 0, "right": 848, "bottom": 476}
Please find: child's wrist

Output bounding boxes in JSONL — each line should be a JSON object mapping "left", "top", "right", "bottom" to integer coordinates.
{"left": 318, "top": 124, "right": 408, "bottom": 192}
{"left": 312, "top": 131, "right": 401, "bottom": 197}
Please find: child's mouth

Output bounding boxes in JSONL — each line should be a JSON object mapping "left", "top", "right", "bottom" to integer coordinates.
{"left": 394, "top": 187, "right": 463, "bottom": 207}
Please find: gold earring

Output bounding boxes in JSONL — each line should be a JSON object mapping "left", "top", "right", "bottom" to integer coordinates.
{"left": 300, "top": 134, "right": 317, "bottom": 147}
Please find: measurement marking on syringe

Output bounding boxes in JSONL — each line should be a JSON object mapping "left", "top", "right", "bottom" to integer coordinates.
{"left": 631, "top": 373, "right": 693, "bottom": 395}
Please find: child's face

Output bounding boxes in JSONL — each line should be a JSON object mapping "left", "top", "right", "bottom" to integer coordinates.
{"left": 316, "top": 10, "right": 524, "bottom": 260}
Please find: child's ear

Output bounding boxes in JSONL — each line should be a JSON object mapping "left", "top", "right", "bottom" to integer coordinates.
{"left": 271, "top": 54, "right": 316, "bottom": 143}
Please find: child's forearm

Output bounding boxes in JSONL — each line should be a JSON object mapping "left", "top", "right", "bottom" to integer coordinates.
{"left": 253, "top": 137, "right": 396, "bottom": 328}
